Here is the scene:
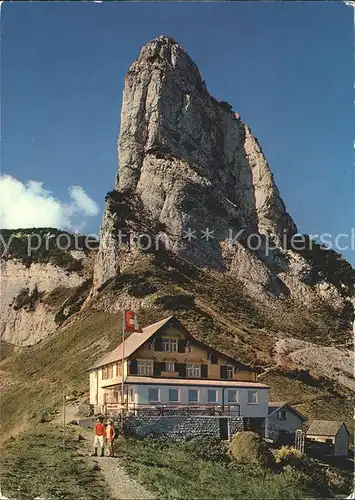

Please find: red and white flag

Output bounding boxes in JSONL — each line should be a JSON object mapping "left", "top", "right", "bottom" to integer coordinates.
{"left": 124, "top": 310, "right": 142, "bottom": 333}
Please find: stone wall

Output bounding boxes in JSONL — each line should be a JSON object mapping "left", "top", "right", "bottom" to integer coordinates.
{"left": 118, "top": 413, "right": 244, "bottom": 440}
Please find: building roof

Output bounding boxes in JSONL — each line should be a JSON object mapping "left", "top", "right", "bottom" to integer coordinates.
{"left": 103, "top": 376, "right": 270, "bottom": 389}
{"left": 89, "top": 315, "right": 255, "bottom": 373}
{"left": 306, "top": 420, "right": 348, "bottom": 437}
{"left": 268, "top": 401, "right": 286, "bottom": 411}
{"left": 89, "top": 316, "right": 174, "bottom": 370}
{"left": 268, "top": 401, "right": 306, "bottom": 420}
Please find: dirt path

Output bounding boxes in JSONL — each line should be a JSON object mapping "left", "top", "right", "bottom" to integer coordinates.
{"left": 79, "top": 427, "right": 155, "bottom": 500}
{"left": 53, "top": 405, "right": 154, "bottom": 499}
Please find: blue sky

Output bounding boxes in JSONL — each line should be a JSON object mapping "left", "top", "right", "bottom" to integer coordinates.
{"left": 1, "top": 2, "right": 353, "bottom": 263}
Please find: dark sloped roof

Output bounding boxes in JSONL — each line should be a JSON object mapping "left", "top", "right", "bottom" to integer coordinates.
{"left": 268, "top": 401, "right": 286, "bottom": 411}
{"left": 268, "top": 402, "right": 306, "bottom": 421}
{"left": 306, "top": 420, "right": 348, "bottom": 437}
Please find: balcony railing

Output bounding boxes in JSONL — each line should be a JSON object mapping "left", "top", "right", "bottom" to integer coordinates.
{"left": 99, "top": 403, "right": 240, "bottom": 417}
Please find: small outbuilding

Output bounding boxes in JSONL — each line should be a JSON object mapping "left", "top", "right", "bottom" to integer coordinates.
{"left": 306, "top": 420, "right": 349, "bottom": 457}
{"left": 267, "top": 401, "right": 306, "bottom": 443}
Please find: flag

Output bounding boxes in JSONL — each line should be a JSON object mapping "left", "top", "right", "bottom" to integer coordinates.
{"left": 124, "top": 310, "right": 141, "bottom": 332}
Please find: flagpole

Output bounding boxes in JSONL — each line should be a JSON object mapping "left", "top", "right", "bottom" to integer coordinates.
{"left": 121, "top": 311, "right": 125, "bottom": 408}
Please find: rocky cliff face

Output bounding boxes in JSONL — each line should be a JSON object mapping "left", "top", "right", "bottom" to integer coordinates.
{"left": 0, "top": 230, "right": 96, "bottom": 345}
{"left": 93, "top": 36, "right": 353, "bottom": 322}
{"left": 0, "top": 260, "right": 85, "bottom": 345}
{"left": 117, "top": 36, "right": 295, "bottom": 239}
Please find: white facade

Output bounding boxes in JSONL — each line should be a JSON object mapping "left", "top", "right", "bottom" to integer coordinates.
{"left": 268, "top": 406, "right": 305, "bottom": 436}
{"left": 128, "top": 383, "right": 268, "bottom": 417}
{"left": 89, "top": 361, "right": 128, "bottom": 406}
{"left": 90, "top": 377, "right": 269, "bottom": 426}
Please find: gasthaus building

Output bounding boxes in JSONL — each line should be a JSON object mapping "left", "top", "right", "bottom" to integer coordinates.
{"left": 89, "top": 316, "right": 270, "bottom": 435}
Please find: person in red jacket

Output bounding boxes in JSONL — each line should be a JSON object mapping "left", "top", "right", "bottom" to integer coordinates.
{"left": 105, "top": 419, "right": 116, "bottom": 457}
{"left": 92, "top": 417, "right": 106, "bottom": 457}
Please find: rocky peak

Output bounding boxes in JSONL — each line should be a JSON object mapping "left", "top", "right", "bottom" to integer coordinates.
{"left": 118, "top": 35, "right": 296, "bottom": 242}
{"left": 94, "top": 36, "right": 351, "bottom": 328}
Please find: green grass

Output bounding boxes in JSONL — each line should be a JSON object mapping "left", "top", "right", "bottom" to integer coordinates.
{"left": 114, "top": 435, "right": 331, "bottom": 499}
{"left": 0, "top": 250, "right": 352, "bottom": 453}
{"left": 0, "top": 312, "right": 122, "bottom": 435}
{"left": 0, "top": 424, "right": 113, "bottom": 500}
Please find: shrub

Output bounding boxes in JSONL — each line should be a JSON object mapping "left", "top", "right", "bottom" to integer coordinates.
{"left": 282, "top": 462, "right": 331, "bottom": 498}
{"left": 12, "top": 288, "right": 31, "bottom": 310}
{"left": 274, "top": 446, "right": 303, "bottom": 466}
{"left": 12, "top": 285, "right": 44, "bottom": 312}
{"left": 154, "top": 294, "right": 195, "bottom": 310}
{"left": 325, "top": 467, "right": 352, "bottom": 495}
{"left": 127, "top": 282, "right": 158, "bottom": 298}
{"left": 228, "top": 431, "right": 275, "bottom": 468}
{"left": 185, "top": 436, "right": 229, "bottom": 463}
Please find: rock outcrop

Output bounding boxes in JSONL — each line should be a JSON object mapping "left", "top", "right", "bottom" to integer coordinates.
{"left": 93, "top": 36, "right": 352, "bottom": 323}
{"left": 0, "top": 229, "right": 96, "bottom": 345}
{"left": 0, "top": 258, "right": 92, "bottom": 345}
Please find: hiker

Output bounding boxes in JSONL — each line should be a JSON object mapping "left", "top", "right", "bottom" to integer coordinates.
{"left": 105, "top": 419, "right": 116, "bottom": 457}
{"left": 92, "top": 417, "right": 106, "bottom": 457}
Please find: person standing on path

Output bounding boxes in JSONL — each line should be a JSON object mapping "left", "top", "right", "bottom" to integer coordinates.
{"left": 105, "top": 419, "right": 116, "bottom": 457}
{"left": 92, "top": 417, "right": 106, "bottom": 457}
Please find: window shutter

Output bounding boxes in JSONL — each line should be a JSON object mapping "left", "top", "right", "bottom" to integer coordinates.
{"left": 129, "top": 359, "right": 137, "bottom": 375}
{"left": 201, "top": 364, "right": 208, "bottom": 378}
{"left": 153, "top": 362, "right": 165, "bottom": 376}
{"left": 175, "top": 363, "right": 186, "bottom": 377}
{"left": 210, "top": 351, "right": 218, "bottom": 364}
{"left": 220, "top": 365, "right": 227, "bottom": 379}
{"left": 154, "top": 337, "right": 163, "bottom": 351}
{"left": 178, "top": 339, "right": 186, "bottom": 353}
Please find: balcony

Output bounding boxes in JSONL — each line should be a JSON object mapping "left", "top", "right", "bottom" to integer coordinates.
{"left": 99, "top": 402, "right": 240, "bottom": 417}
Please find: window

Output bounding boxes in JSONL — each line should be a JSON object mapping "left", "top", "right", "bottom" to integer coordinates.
{"left": 144, "top": 341, "right": 153, "bottom": 350}
{"left": 169, "top": 388, "right": 179, "bottom": 402}
{"left": 208, "top": 389, "right": 217, "bottom": 403}
{"left": 162, "top": 338, "right": 178, "bottom": 352}
{"left": 188, "top": 389, "right": 198, "bottom": 403}
{"left": 187, "top": 345, "right": 193, "bottom": 353}
{"left": 102, "top": 365, "right": 113, "bottom": 380}
{"left": 116, "top": 363, "right": 121, "bottom": 376}
{"left": 166, "top": 362, "right": 175, "bottom": 372}
{"left": 113, "top": 390, "right": 121, "bottom": 403}
{"left": 129, "top": 389, "right": 134, "bottom": 402}
{"left": 226, "top": 365, "right": 233, "bottom": 380}
{"left": 227, "top": 390, "right": 238, "bottom": 403}
{"left": 247, "top": 391, "right": 258, "bottom": 404}
{"left": 148, "top": 388, "right": 160, "bottom": 403}
{"left": 137, "top": 360, "right": 153, "bottom": 376}
{"left": 186, "top": 364, "right": 201, "bottom": 378}
{"left": 277, "top": 410, "right": 287, "bottom": 421}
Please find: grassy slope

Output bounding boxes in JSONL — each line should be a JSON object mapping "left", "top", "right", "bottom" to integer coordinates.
{"left": 0, "top": 252, "right": 352, "bottom": 439}
{"left": 0, "top": 248, "right": 352, "bottom": 499}
{"left": 0, "top": 424, "right": 114, "bottom": 500}
{"left": 113, "top": 435, "right": 339, "bottom": 499}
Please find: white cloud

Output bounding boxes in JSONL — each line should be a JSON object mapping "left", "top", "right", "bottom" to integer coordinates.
{"left": 0, "top": 175, "right": 99, "bottom": 231}
{"left": 69, "top": 185, "right": 99, "bottom": 217}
